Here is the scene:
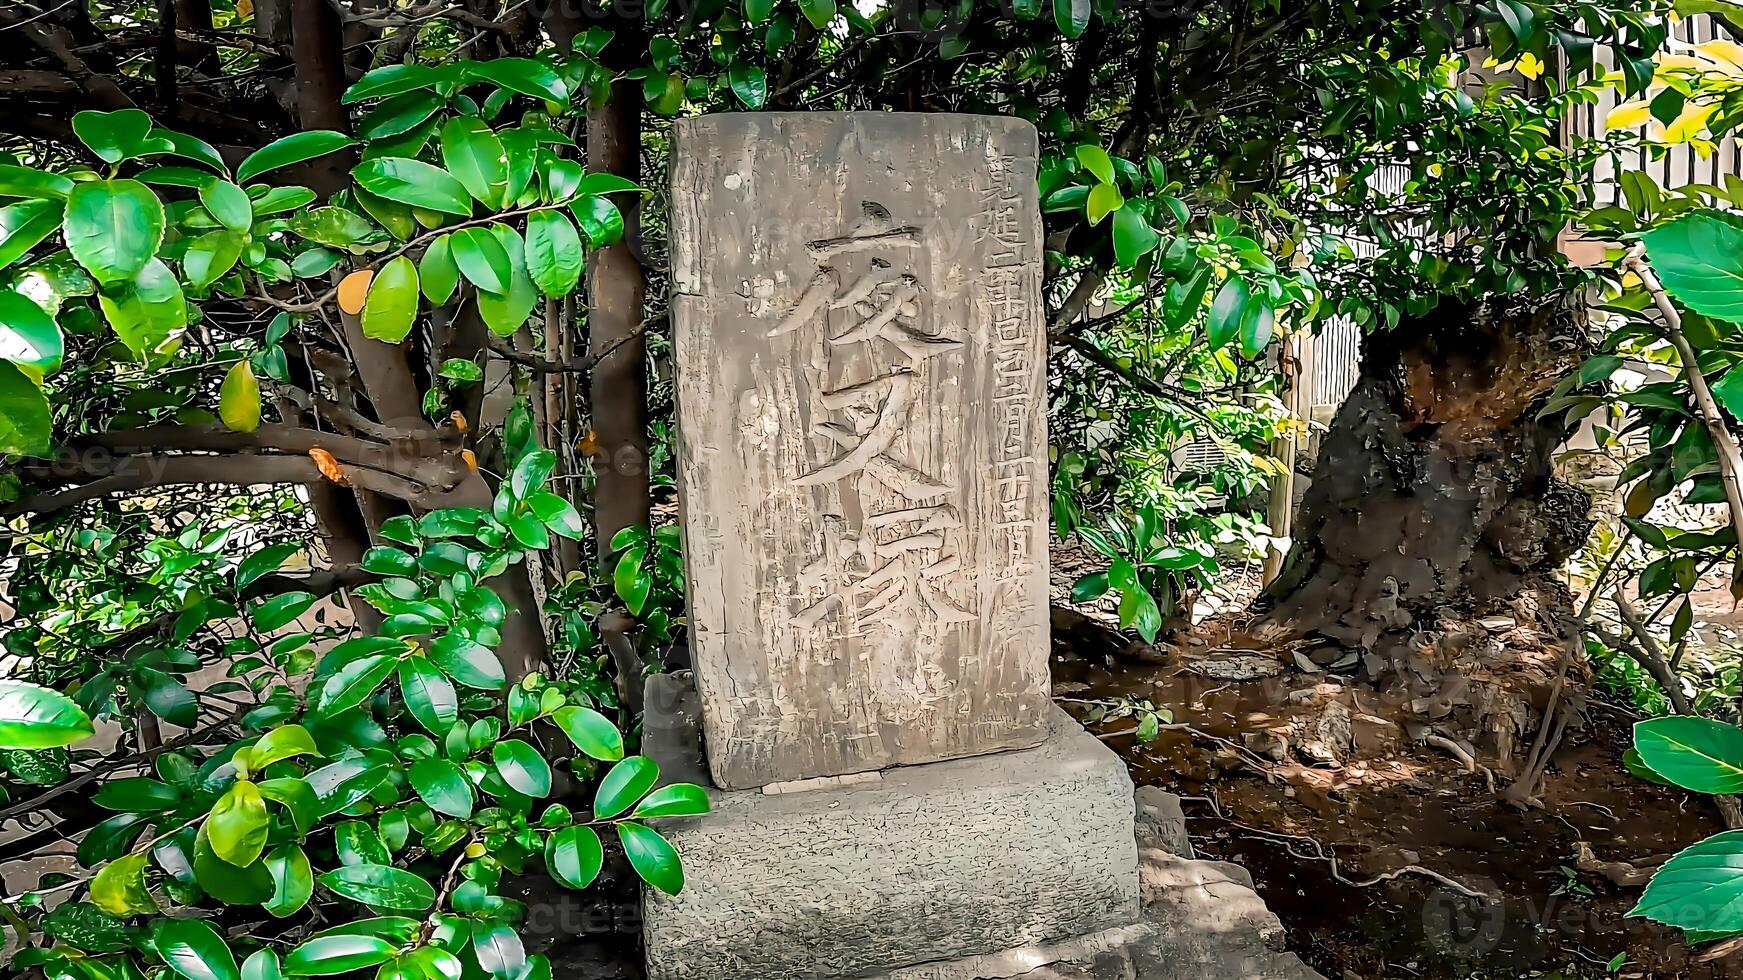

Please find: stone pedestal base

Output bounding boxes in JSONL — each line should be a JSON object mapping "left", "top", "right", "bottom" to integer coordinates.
{"left": 640, "top": 677, "right": 1140, "bottom": 980}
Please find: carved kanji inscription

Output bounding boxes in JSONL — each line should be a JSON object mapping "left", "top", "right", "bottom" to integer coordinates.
{"left": 670, "top": 113, "right": 1050, "bottom": 790}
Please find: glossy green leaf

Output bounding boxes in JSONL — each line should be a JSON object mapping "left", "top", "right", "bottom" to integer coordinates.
{"left": 285, "top": 935, "right": 397, "bottom": 976}
{"left": 427, "top": 633, "right": 505, "bottom": 690}
{"left": 465, "top": 59, "right": 570, "bottom": 104}
{"left": 797, "top": 0, "right": 836, "bottom": 28}
{"left": 451, "top": 226, "right": 511, "bottom": 294}
{"left": 353, "top": 158, "right": 472, "bottom": 216}
{"left": 0, "top": 199, "right": 65, "bottom": 270}
{"left": 1636, "top": 716, "right": 1743, "bottom": 794}
{"left": 362, "top": 255, "right": 420, "bottom": 344}
{"left": 99, "top": 258, "right": 187, "bottom": 360}
{"left": 421, "top": 234, "right": 460, "bottom": 304}
{"left": 571, "top": 196, "right": 624, "bottom": 248}
{"left": 475, "top": 224, "right": 537, "bottom": 335}
{"left": 359, "top": 92, "right": 444, "bottom": 141}
{"left": 441, "top": 117, "right": 509, "bottom": 209}
{"left": 319, "top": 864, "right": 436, "bottom": 911}
{"left": 208, "top": 778, "right": 270, "bottom": 866}
{"left": 242, "top": 951, "right": 281, "bottom": 980}
{"left": 314, "top": 653, "right": 397, "bottom": 717}
{"left": 0, "top": 360, "right": 50, "bottom": 458}
{"left": 492, "top": 738, "right": 551, "bottom": 797}
{"left": 1632, "top": 830, "right": 1743, "bottom": 932}
{"left": 594, "top": 755, "right": 658, "bottom": 819}
{"left": 259, "top": 777, "right": 320, "bottom": 835}
{"left": 1110, "top": 204, "right": 1159, "bottom": 269}
{"left": 0, "top": 680, "right": 94, "bottom": 749}
{"left": 527, "top": 491, "right": 585, "bottom": 539}
{"left": 73, "top": 109, "right": 165, "bottom": 164}
{"left": 408, "top": 757, "right": 474, "bottom": 818}
{"left": 1054, "top": 0, "right": 1090, "bottom": 36}
{"left": 264, "top": 843, "right": 314, "bottom": 917}
{"left": 250, "top": 725, "right": 319, "bottom": 769}
{"left": 152, "top": 918, "right": 239, "bottom": 980}
{"left": 344, "top": 64, "right": 447, "bottom": 104}
{"left": 0, "top": 290, "right": 62, "bottom": 379}
{"left": 399, "top": 658, "right": 460, "bottom": 733}
{"left": 553, "top": 705, "right": 624, "bottom": 762}
{"left": 201, "top": 180, "right": 254, "bottom": 232}
{"left": 252, "top": 592, "right": 316, "bottom": 632}
{"left": 618, "top": 821, "right": 684, "bottom": 895}
{"left": 545, "top": 825, "right": 603, "bottom": 889}
{"left": 185, "top": 230, "right": 246, "bottom": 291}
{"left": 238, "top": 132, "right": 355, "bottom": 185}
{"left": 1085, "top": 182, "right": 1122, "bottom": 225}
{"left": 632, "top": 782, "right": 709, "bottom": 818}
{"left": 1206, "top": 277, "right": 1248, "bottom": 349}
{"left": 64, "top": 180, "right": 164, "bottom": 284}
{"left": 729, "top": 63, "right": 768, "bottom": 108}
{"left": 524, "top": 210, "right": 582, "bottom": 298}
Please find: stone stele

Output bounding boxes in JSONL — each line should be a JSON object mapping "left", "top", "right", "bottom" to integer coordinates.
{"left": 669, "top": 112, "right": 1053, "bottom": 790}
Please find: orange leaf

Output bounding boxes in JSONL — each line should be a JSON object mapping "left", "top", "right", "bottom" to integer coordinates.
{"left": 578, "top": 429, "right": 600, "bottom": 458}
{"left": 309, "top": 447, "right": 347, "bottom": 485}
{"left": 449, "top": 411, "right": 469, "bottom": 434}
{"left": 462, "top": 449, "right": 479, "bottom": 472}
{"left": 337, "top": 270, "right": 373, "bottom": 315}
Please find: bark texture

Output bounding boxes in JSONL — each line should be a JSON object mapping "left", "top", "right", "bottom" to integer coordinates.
{"left": 1255, "top": 298, "right": 1595, "bottom": 769}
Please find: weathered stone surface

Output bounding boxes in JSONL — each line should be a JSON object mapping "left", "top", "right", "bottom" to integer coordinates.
{"left": 640, "top": 704, "right": 1139, "bottom": 980}
{"left": 1133, "top": 786, "right": 1192, "bottom": 859}
{"left": 669, "top": 112, "right": 1052, "bottom": 789}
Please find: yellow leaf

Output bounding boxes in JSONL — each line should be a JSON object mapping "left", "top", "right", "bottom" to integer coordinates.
{"left": 235, "top": 0, "right": 253, "bottom": 17}
{"left": 1697, "top": 39, "right": 1743, "bottom": 75}
{"left": 309, "top": 447, "right": 346, "bottom": 485}
{"left": 91, "top": 853, "right": 158, "bottom": 916}
{"left": 1605, "top": 99, "right": 1652, "bottom": 131}
{"left": 337, "top": 269, "right": 373, "bottom": 315}
{"left": 1665, "top": 102, "right": 1717, "bottom": 143}
{"left": 219, "top": 361, "right": 261, "bottom": 433}
{"left": 1515, "top": 52, "right": 1544, "bottom": 80}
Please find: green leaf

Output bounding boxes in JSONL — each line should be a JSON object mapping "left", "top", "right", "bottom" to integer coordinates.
{"left": 139, "top": 669, "right": 198, "bottom": 727}
{"left": 152, "top": 918, "right": 239, "bottom": 980}
{"left": 153, "top": 127, "right": 228, "bottom": 173}
{"left": 0, "top": 360, "right": 51, "bottom": 458}
{"left": 41, "top": 902, "right": 134, "bottom": 952}
{"left": 201, "top": 180, "right": 254, "bottom": 233}
{"left": 0, "top": 680, "right": 93, "bottom": 749}
{"left": 242, "top": 951, "right": 280, "bottom": 980}
{"left": 73, "top": 109, "right": 164, "bottom": 164}
{"left": 528, "top": 491, "right": 585, "bottom": 539}
{"left": 99, "top": 258, "right": 187, "bottom": 360}
{"left": 493, "top": 738, "right": 551, "bottom": 797}
{"left": 618, "top": 822, "right": 684, "bottom": 895}
{"left": 1238, "top": 300, "right": 1274, "bottom": 358}
{"left": 465, "top": 59, "right": 570, "bottom": 104}
{"left": 632, "top": 783, "right": 709, "bottom": 818}
{"left": 1635, "top": 716, "right": 1743, "bottom": 794}
{"left": 545, "top": 825, "right": 604, "bottom": 889}
{"left": 264, "top": 843, "right": 314, "bottom": 918}
{"left": 1642, "top": 212, "right": 1743, "bottom": 323}
{"left": 251, "top": 724, "right": 319, "bottom": 769}
{"left": 796, "top": 0, "right": 836, "bottom": 28}
{"left": 344, "top": 64, "right": 447, "bottom": 104}
{"left": 613, "top": 545, "right": 651, "bottom": 615}
{"left": 744, "top": 0, "right": 774, "bottom": 24}
{"left": 193, "top": 825, "right": 275, "bottom": 903}
{"left": 524, "top": 210, "right": 582, "bottom": 298}
{"left": 208, "top": 778, "right": 270, "bottom": 866}
{"left": 472, "top": 924, "right": 526, "bottom": 980}
{"left": 1075, "top": 145, "right": 1114, "bottom": 184}
{"left": 441, "top": 117, "right": 509, "bottom": 209}
{"left": 185, "top": 230, "right": 246, "bottom": 291}
{"left": 0, "top": 199, "right": 65, "bottom": 270}
{"left": 219, "top": 361, "right": 262, "bottom": 434}
{"left": 399, "top": 658, "right": 459, "bottom": 734}
{"left": 595, "top": 755, "right": 658, "bottom": 819}
{"left": 571, "top": 196, "right": 624, "bottom": 248}
{"left": 315, "top": 653, "right": 397, "bottom": 717}
{"left": 252, "top": 592, "right": 316, "bottom": 632}
{"left": 238, "top": 132, "right": 355, "bottom": 185}
{"left": 285, "top": 936, "right": 397, "bottom": 976}
{"left": 408, "top": 757, "right": 474, "bottom": 817}
{"left": 362, "top": 255, "right": 420, "bottom": 344}
{"left": 420, "top": 234, "right": 460, "bottom": 305}
{"left": 1632, "top": 830, "right": 1743, "bottom": 932}
{"left": 1206, "top": 277, "right": 1248, "bottom": 348}
{"left": 1070, "top": 572, "right": 1110, "bottom": 603}
{"left": 553, "top": 705, "right": 624, "bottom": 762}
{"left": 257, "top": 777, "right": 318, "bottom": 837}
{"left": 428, "top": 633, "right": 506, "bottom": 690}
{"left": 511, "top": 448, "right": 557, "bottom": 498}
{"left": 353, "top": 158, "right": 472, "bottom": 216}
{"left": 90, "top": 852, "right": 158, "bottom": 916}
{"left": 0, "top": 164, "right": 74, "bottom": 200}
{"left": 0, "top": 291, "right": 60, "bottom": 380}
{"left": 359, "top": 92, "right": 444, "bottom": 141}
{"left": 319, "top": 864, "right": 436, "bottom": 911}
{"left": 475, "top": 224, "right": 537, "bottom": 336}
{"left": 728, "top": 63, "right": 768, "bottom": 108}
{"left": 64, "top": 180, "right": 164, "bottom": 284}
{"left": 335, "top": 821, "right": 390, "bottom": 865}
{"left": 1054, "top": 0, "right": 1090, "bottom": 37}
{"left": 237, "top": 542, "right": 300, "bottom": 589}
{"left": 1085, "top": 182, "right": 1122, "bottom": 225}
{"left": 1111, "top": 204, "right": 1159, "bottom": 269}
{"left": 450, "top": 225, "right": 511, "bottom": 294}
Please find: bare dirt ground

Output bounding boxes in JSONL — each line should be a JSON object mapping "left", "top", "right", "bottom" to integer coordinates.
{"left": 1052, "top": 607, "right": 1740, "bottom": 980}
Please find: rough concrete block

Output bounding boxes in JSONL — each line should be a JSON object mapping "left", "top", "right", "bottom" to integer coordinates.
{"left": 642, "top": 704, "right": 1139, "bottom": 980}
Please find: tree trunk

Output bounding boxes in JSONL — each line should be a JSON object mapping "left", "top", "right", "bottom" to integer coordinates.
{"left": 1254, "top": 298, "right": 1595, "bottom": 770}
{"left": 585, "top": 23, "right": 650, "bottom": 559}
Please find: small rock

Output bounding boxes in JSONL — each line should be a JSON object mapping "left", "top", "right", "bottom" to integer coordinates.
{"left": 1294, "top": 701, "right": 1353, "bottom": 767}
{"left": 1191, "top": 654, "right": 1286, "bottom": 681}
